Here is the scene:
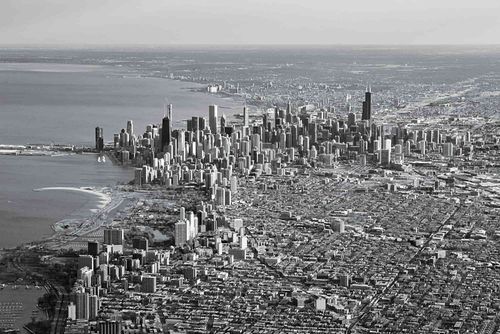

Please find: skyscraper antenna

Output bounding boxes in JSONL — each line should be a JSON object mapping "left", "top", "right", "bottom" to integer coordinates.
{"left": 163, "top": 97, "right": 169, "bottom": 117}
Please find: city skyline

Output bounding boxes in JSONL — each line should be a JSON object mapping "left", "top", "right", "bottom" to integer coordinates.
{"left": 0, "top": 2, "right": 499, "bottom": 331}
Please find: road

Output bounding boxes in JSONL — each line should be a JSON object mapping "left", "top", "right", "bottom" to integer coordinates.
{"left": 347, "top": 204, "right": 462, "bottom": 333}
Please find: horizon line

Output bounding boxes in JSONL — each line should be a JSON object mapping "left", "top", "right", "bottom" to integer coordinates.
{"left": 1, "top": 43, "right": 500, "bottom": 50}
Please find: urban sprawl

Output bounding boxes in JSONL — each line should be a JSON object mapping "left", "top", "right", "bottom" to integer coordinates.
{"left": 5, "top": 83, "right": 500, "bottom": 334}
{"left": 62, "top": 83, "right": 500, "bottom": 334}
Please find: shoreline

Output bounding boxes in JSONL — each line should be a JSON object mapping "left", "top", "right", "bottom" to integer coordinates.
{"left": 0, "top": 151, "right": 134, "bottom": 250}
{"left": 0, "top": 61, "right": 247, "bottom": 251}
{"left": 0, "top": 184, "right": 127, "bottom": 251}
{"left": 32, "top": 186, "right": 115, "bottom": 241}
{"left": 33, "top": 186, "right": 111, "bottom": 206}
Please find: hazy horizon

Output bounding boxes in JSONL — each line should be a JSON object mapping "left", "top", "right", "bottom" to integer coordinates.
{"left": 1, "top": 44, "right": 500, "bottom": 50}
{"left": 1, "top": 0, "right": 499, "bottom": 46}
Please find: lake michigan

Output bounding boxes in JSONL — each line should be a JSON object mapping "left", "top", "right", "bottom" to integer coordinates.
{"left": 0, "top": 60, "right": 243, "bottom": 248}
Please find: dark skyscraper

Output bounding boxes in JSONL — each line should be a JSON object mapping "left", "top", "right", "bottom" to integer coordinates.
{"left": 191, "top": 116, "right": 199, "bottom": 132}
{"left": 161, "top": 104, "right": 173, "bottom": 152}
{"left": 88, "top": 241, "right": 99, "bottom": 257}
{"left": 243, "top": 106, "right": 249, "bottom": 127}
{"left": 209, "top": 105, "right": 218, "bottom": 134}
{"left": 362, "top": 86, "right": 372, "bottom": 121}
{"left": 161, "top": 116, "right": 171, "bottom": 152}
{"left": 199, "top": 117, "right": 206, "bottom": 132}
{"left": 95, "top": 127, "right": 104, "bottom": 151}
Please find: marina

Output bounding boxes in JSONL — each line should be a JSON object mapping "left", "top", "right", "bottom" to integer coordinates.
{"left": 0, "top": 285, "right": 46, "bottom": 333}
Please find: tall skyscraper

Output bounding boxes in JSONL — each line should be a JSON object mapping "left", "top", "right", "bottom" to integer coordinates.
{"left": 191, "top": 116, "right": 199, "bottom": 132}
{"left": 362, "top": 86, "right": 372, "bottom": 121}
{"left": 88, "top": 241, "right": 100, "bottom": 257}
{"left": 209, "top": 105, "right": 218, "bottom": 134}
{"left": 178, "top": 129, "right": 186, "bottom": 154}
{"left": 199, "top": 117, "right": 206, "bottom": 131}
{"left": 243, "top": 106, "right": 249, "bottom": 127}
{"left": 167, "top": 103, "right": 173, "bottom": 120}
{"left": 161, "top": 115, "right": 171, "bottom": 152}
{"left": 126, "top": 120, "right": 134, "bottom": 136}
{"left": 95, "top": 127, "right": 104, "bottom": 151}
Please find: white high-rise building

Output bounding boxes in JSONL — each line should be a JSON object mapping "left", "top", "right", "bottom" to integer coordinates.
{"left": 175, "top": 220, "right": 188, "bottom": 246}
{"left": 126, "top": 120, "right": 134, "bottom": 136}
{"left": 178, "top": 129, "right": 185, "bottom": 154}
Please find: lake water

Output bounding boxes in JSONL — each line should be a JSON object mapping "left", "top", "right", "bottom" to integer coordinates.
{"left": 0, "top": 62, "right": 243, "bottom": 145}
{"left": 0, "top": 154, "right": 131, "bottom": 249}
{"left": 0, "top": 61, "right": 244, "bottom": 248}
{"left": 0, "top": 285, "right": 47, "bottom": 333}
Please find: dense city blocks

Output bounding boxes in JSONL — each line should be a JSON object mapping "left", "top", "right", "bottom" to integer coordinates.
{"left": 62, "top": 82, "right": 499, "bottom": 333}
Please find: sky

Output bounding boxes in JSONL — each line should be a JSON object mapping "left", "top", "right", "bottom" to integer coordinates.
{"left": 0, "top": 0, "right": 499, "bottom": 45}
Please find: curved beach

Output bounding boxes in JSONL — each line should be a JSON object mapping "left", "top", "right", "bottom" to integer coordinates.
{"left": 32, "top": 186, "right": 129, "bottom": 249}
{"left": 33, "top": 187, "right": 111, "bottom": 209}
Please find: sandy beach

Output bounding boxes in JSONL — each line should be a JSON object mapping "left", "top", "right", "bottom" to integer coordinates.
{"left": 33, "top": 187, "right": 112, "bottom": 210}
